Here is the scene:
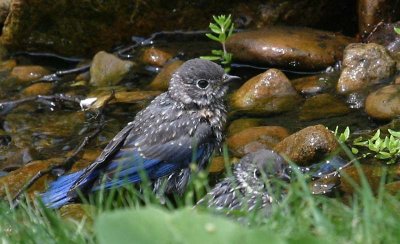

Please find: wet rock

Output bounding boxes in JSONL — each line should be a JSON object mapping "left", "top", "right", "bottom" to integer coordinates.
{"left": 89, "top": 51, "right": 134, "bottom": 86}
{"left": 0, "top": 147, "right": 40, "bottom": 171}
{"left": 337, "top": 43, "right": 396, "bottom": 94}
{"left": 0, "top": 0, "right": 354, "bottom": 57}
{"left": 358, "top": 0, "right": 399, "bottom": 37}
{"left": 3, "top": 111, "right": 85, "bottom": 153}
{"left": 141, "top": 47, "right": 173, "bottom": 67}
{"left": 226, "top": 26, "right": 354, "bottom": 70}
{"left": 365, "top": 84, "right": 400, "bottom": 120}
{"left": 75, "top": 71, "right": 90, "bottom": 82}
{"left": 299, "top": 94, "right": 350, "bottom": 121}
{"left": 340, "top": 164, "right": 392, "bottom": 194}
{"left": 274, "top": 125, "right": 339, "bottom": 166}
{"left": 148, "top": 60, "right": 183, "bottom": 91}
{"left": 227, "top": 126, "right": 289, "bottom": 157}
{"left": 231, "top": 68, "right": 301, "bottom": 114}
{"left": 366, "top": 21, "right": 400, "bottom": 67}
{"left": 81, "top": 90, "right": 161, "bottom": 110}
{"left": 291, "top": 73, "right": 338, "bottom": 95}
{"left": 0, "top": 158, "right": 63, "bottom": 197}
{"left": 0, "top": 59, "right": 16, "bottom": 72}
{"left": 227, "top": 118, "right": 263, "bottom": 136}
{"left": 22, "top": 82, "right": 53, "bottom": 96}
{"left": 10, "top": 65, "right": 50, "bottom": 84}
{"left": 209, "top": 156, "right": 226, "bottom": 173}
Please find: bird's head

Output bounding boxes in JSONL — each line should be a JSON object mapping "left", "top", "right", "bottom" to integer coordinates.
{"left": 235, "top": 150, "right": 289, "bottom": 194}
{"left": 169, "top": 58, "right": 239, "bottom": 107}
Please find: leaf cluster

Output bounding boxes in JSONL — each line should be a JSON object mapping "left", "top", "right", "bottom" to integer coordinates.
{"left": 334, "top": 127, "right": 400, "bottom": 164}
{"left": 201, "top": 15, "right": 235, "bottom": 72}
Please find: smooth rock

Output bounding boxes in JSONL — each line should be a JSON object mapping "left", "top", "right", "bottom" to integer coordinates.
{"left": 82, "top": 90, "right": 161, "bottom": 110}
{"left": 365, "top": 84, "right": 400, "bottom": 120}
{"left": 340, "top": 164, "right": 396, "bottom": 194}
{"left": 231, "top": 68, "right": 301, "bottom": 114}
{"left": 299, "top": 93, "right": 350, "bottom": 121}
{"left": 10, "top": 65, "right": 50, "bottom": 84}
{"left": 274, "top": 125, "right": 338, "bottom": 166}
{"left": 226, "top": 26, "right": 354, "bottom": 70}
{"left": 89, "top": 51, "right": 134, "bottom": 86}
{"left": 141, "top": 47, "right": 173, "bottom": 67}
{"left": 0, "top": 147, "right": 40, "bottom": 171}
{"left": 291, "top": 73, "right": 338, "bottom": 95}
{"left": 0, "top": 1, "right": 354, "bottom": 57}
{"left": 337, "top": 43, "right": 396, "bottom": 94}
{"left": 0, "top": 59, "right": 16, "bottom": 72}
{"left": 148, "top": 60, "right": 183, "bottom": 91}
{"left": 22, "top": 82, "right": 53, "bottom": 96}
{"left": 227, "top": 126, "right": 289, "bottom": 157}
{"left": 227, "top": 118, "right": 263, "bottom": 136}
{"left": 0, "top": 158, "right": 63, "bottom": 197}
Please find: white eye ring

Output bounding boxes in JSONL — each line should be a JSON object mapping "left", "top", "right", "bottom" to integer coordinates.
{"left": 196, "top": 79, "right": 209, "bottom": 89}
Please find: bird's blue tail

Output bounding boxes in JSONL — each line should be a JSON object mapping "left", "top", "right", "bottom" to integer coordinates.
{"left": 41, "top": 170, "right": 87, "bottom": 208}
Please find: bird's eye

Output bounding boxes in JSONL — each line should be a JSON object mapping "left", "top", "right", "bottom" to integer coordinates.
{"left": 196, "top": 79, "right": 209, "bottom": 89}
{"left": 254, "top": 169, "right": 262, "bottom": 178}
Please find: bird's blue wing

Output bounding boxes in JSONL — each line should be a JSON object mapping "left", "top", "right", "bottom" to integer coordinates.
{"left": 91, "top": 126, "right": 212, "bottom": 191}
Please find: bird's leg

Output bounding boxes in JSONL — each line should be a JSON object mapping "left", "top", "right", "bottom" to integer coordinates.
{"left": 11, "top": 91, "right": 116, "bottom": 208}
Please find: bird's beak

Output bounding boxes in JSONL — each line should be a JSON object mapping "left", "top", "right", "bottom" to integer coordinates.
{"left": 223, "top": 74, "right": 241, "bottom": 83}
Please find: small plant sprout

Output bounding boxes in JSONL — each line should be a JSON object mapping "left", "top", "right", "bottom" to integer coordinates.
{"left": 201, "top": 14, "right": 235, "bottom": 73}
{"left": 353, "top": 129, "right": 400, "bottom": 164}
{"left": 334, "top": 126, "right": 358, "bottom": 154}
{"left": 394, "top": 26, "right": 400, "bottom": 35}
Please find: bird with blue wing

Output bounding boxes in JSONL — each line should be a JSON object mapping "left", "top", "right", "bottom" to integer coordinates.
{"left": 41, "top": 58, "right": 239, "bottom": 208}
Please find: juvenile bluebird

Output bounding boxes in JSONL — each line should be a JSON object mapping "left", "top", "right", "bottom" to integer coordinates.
{"left": 198, "top": 149, "right": 289, "bottom": 213}
{"left": 42, "top": 58, "right": 239, "bottom": 208}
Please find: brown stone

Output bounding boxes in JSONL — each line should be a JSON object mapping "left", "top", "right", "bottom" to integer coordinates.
{"left": 82, "top": 90, "right": 161, "bottom": 110}
{"left": 22, "top": 82, "right": 53, "bottom": 96}
{"left": 0, "top": 0, "right": 354, "bottom": 57}
{"left": 227, "top": 126, "right": 290, "bottom": 157}
{"left": 299, "top": 93, "right": 350, "bottom": 121}
{"left": 141, "top": 47, "right": 173, "bottom": 67}
{"left": 89, "top": 51, "right": 134, "bottom": 86}
{"left": 337, "top": 43, "right": 396, "bottom": 94}
{"left": 0, "top": 158, "right": 63, "bottom": 197}
{"left": 227, "top": 118, "right": 263, "bottom": 136}
{"left": 365, "top": 84, "right": 400, "bottom": 120}
{"left": 274, "top": 125, "right": 338, "bottom": 166}
{"left": 226, "top": 26, "right": 354, "bottom": 70}
{"left": 0, "top": 59, "right": 16, "bottom": 72}
{"left": 10, "top": 65, "right": 50, "bottom": 84}
{"left": 148, "top": 60, "right": 183, "bottom": 91}
{"left": 291, "top": 73, "right": 338, "bottom": 95}
{"left": 231, "top": 68, "right": 301, "bottom": 114}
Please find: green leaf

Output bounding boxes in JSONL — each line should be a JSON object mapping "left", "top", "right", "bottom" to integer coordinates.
{"left": 394, "top": 27, "right": 400, "bottom": 35}
{"left": 388, "top": 129, "right": 400, "bottom": 138}
{"left": 95, "top": 206, "right": 284, "bottom": 244}
{"left": 351, "top": 147, "right": 359, "bottom": 154}
{"left": 205, "top": 33, "right": 221, "bottom": 42}
{"left": 371, "top": 129, "right": 381, "bottom": 141}
{"left": 200, "top": 56, "right": 221, "bottom": 61}
{"left": 209, "top": 23, "right": 222, "bottom": 34}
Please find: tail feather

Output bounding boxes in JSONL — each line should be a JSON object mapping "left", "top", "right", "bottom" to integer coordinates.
{"left": 41, "top": 170, "right": 86, "bottom": 208}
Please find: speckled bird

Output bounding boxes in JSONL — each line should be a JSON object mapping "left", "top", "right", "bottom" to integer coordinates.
{"left": 198, "top": 149, "right": 289, "bottom": 213}
{"left": 42, "top": 58, "right": 239, "bottom": 208}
